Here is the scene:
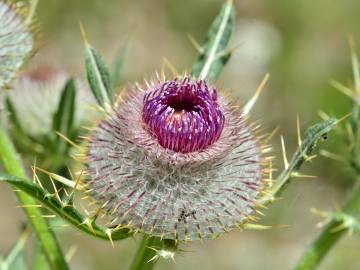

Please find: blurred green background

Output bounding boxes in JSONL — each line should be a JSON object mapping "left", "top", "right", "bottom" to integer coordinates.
{"left": 1, "top": 0, "right": 360, "bottom": 269}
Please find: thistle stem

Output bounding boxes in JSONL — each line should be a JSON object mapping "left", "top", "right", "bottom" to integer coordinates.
{"left": 0, "top": 128, "right": 69, "bottom": 270}
{"left": 129, "top": 235, "right": 177, "bottom": 270}
{"left": 293, "top": 182, "right": 360, "bottom": 270}
{"left": 129, "top": 235, "right": 162, "bottom": 270}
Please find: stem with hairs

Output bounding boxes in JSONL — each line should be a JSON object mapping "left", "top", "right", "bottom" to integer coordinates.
{"left": 0, "top": 128, "right": 69, "bottom": 270}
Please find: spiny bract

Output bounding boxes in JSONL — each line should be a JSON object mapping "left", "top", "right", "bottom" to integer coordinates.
{"left": 86, "top": 75, "right": 268, "bottom": 241}
{"left": 0, "top": 0, "right": 34, "bottom": 89}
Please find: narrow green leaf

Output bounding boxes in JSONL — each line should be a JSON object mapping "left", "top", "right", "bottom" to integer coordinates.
{"left": 81, "top": 25, "right": 113, "bottom": 107}
{"left": 190, "top": 0, "right": 235, "bottom": 81}
{"left": 52, "top": 79, "right": 76, "bottom": 148}
{"left": 111, "top": 41, "right": 129, "bottom": 88}
{"left": 0, "top": 227, "right": 30, "bottom": 270}
{"left": 85, "top": 46, "right": 113, "bottom": 107}
{"left": 0, "top": 173, "right": 131, "bottom": 241}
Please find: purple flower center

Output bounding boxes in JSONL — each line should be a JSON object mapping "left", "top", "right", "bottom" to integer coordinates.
{"left": 142, "top": 77, "right": 225, "bottom": 153}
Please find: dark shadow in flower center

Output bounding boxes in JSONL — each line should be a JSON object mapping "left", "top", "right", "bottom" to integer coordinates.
{"left": 166, "top": 98, "right": 201, "bottom": 114}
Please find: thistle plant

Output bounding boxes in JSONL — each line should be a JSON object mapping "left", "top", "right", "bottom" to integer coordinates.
{"left": 0, "top": 0, "right": 358, "bottom": 270}
{"left": 87, "top": 74, "right": 267, "bottom": 241}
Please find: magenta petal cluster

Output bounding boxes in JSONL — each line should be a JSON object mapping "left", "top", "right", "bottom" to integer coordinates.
{"left": 87, "top": 76, "right": 266, "bottom": 241}
{"left": 142, "top": 77, "right": 225, "bottom": 153}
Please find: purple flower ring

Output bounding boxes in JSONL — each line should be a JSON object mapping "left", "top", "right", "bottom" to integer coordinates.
{"left": 86, "top": 76, "right": 267, "bottom": 241}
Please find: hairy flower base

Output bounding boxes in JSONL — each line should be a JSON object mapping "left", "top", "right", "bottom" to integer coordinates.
{"left": 86, "top": 76, "right": 267, "bottom": 241}
{"left": 0, "top": 0, "right": 34, "bottom": 89}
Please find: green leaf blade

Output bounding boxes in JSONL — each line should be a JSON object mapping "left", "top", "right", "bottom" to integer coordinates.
{"left": 84, "top": 44, "right": 113, "bottom": 107}
{"left": 190, "top": 0, "right": 235, "bottom": 82}
{"left": 0, "top": 173, "right": 131, "bottom": 242}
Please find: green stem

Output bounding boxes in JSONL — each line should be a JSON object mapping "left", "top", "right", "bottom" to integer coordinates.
{"left": 294, "top": 183, "right": 360, "bottom": 270}
{"left": 129, "top": 235, "right": 162, "bottom": 270}
{"left": 129, "top": 235, "right": 176, "bottom": 270}
{"left": 0, "top": 128, "right": 69, "bottom": 270}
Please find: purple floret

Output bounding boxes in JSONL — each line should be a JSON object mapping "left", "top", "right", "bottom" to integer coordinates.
{"left": 142, "top": 77, "right": 225, "bottom": 153}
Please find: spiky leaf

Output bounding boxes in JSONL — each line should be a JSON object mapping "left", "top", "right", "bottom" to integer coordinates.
{"left": 259, "top": 118, "right": 338, "bottom": 206}
{"left": 190, "top": 0, "right": 235, "bottom": 81}
{"left": 0, "top": 173, "right": 131, "bottom": 241}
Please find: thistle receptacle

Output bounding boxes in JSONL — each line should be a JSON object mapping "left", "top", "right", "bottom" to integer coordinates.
{"left": 86, "top": 74, "right": 269, "bottom": 241}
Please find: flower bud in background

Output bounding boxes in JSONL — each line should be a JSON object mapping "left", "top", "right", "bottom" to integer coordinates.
{"left": 6, "top": 67, "right": 94, "bottom": 136}
{"left": 0, "top": 0, "right": 35, "bottom": 89}
{"left": 86, "top": 75, "right": 269, "bottom": 241}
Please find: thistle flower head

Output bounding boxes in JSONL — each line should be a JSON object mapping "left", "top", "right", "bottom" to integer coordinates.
{"left": 0, "top": 0, "right": 35, "bottom": 89}
{"left": 7, "top": 67, "right": 93, "bottom": 136}
{"left": 87, "top": 76, "right": 267, "bottom": 241}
